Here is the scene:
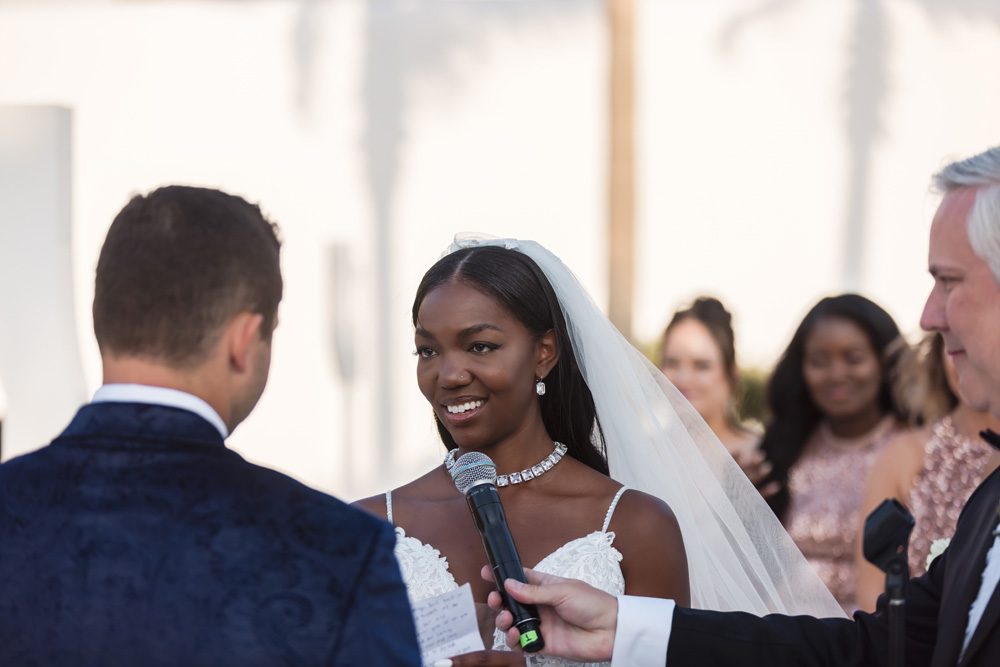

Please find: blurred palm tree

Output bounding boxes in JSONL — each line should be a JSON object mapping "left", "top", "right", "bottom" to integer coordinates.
{"left": 720, "top": 0, "right": 1000, "bottom": 291}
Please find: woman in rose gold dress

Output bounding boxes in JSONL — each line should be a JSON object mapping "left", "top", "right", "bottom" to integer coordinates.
{"left": 757, "top": 294, "right": 911, "bottom": 613}
{"left": 855, "top": 333, "right": 1000, "bottom": 611}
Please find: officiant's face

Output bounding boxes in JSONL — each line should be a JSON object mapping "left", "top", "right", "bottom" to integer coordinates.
{"left": 414, "top": 280, "right": 550, "bottom": 449}
{"left": 921, "top": 187, "right": 1000, "bottom": 417}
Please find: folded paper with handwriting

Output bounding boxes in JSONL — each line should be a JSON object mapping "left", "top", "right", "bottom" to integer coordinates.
{"left": 411, "top": 582, "right": 486, "bottom": 666}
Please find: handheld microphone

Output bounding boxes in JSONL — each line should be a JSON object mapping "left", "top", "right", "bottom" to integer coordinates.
{"left": 450, "top": 452, "right": 544, "bottom": 653}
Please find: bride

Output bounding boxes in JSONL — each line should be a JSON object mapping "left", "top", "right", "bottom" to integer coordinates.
{"left": 355, "top": 236, "right": 843, "bottom": 665}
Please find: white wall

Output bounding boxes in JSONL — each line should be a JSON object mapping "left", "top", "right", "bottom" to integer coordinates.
{"left": 0, "top": 106, "right": 88, "bottom": 458}
{"left": 634, "top": 0, "right": 1000, "bottom": 365}
{"left": 1, "top": 0, "right": 999, "bottom": 499}
{"left": 0, "top": 0, "right": 605, "bottom": 499}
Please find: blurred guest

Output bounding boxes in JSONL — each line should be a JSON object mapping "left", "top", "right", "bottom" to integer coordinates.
{"left": 0, "top": 186, "right": 419, "bottom": 665}
{"left": 855, "top": 333, "right": 1000, "bottom": 610}
{"left": 758, "top": 294, "right": 910, "bottom": 612}
{"left": 658, "top": 297, "right": 760, "bottom": 461}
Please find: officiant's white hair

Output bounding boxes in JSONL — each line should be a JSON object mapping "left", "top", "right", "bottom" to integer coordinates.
{"left": 933, "top": 145, "right": 1000, "bottom": 283}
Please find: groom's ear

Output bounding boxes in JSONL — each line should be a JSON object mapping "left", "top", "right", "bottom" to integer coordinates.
{"left": 536, "top": 329, "right": 559, "bottom": 377}
{"left": 226, "top": 312, "right": 265, "bottom": 373}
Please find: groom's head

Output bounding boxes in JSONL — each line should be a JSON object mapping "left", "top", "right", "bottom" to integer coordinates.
{"left": 93, "top": 185, "right": 283, "bottom": 428}
{"left": 921, "top": 145, "right": 1000, "bottom": 417}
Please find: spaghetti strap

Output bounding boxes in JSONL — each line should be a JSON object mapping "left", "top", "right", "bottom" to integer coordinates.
{"left": 602, "top": 486, "right": 629, "bottom": 532}
{"left": 385, "top": 490, "right": 393, "bottom": 524}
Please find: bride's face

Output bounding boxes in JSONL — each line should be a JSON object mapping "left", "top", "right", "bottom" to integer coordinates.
{"left": 413, "top": 280, "right": 550, "bottom": 449}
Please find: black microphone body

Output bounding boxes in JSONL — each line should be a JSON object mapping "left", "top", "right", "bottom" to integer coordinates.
{"left": 464, "top": 480, "right": 545, "bottom": 653}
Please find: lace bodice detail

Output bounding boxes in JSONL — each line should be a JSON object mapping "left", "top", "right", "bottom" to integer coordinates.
{"left": 392, "top": 526, "right": 460, "bottom": 603}
{"left": 389, "top": 487, "right": 628, "bottom": 667}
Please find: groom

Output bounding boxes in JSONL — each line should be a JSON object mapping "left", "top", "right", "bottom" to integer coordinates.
{"left": 482, "top": 144, "right": 1000, "bottom": 667}
{"left": 0, "top": 186, "right": 420, "bottom": 665}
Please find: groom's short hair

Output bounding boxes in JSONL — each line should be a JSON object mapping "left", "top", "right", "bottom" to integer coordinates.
{"left": 93, "top": 185, "right": 282, "bottom": 366}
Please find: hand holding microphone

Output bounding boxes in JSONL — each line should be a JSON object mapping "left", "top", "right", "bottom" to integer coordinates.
{"left": 450, "top": 452, "right": 545, "bottom": 653}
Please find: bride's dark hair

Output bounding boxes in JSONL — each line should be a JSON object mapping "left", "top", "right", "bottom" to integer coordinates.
{"left": 412, "top": 245, "right": 609, "bottom": 475}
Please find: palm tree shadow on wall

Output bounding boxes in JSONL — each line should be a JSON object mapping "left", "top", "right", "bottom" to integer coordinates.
{"left": 719, "top": 0, "right": 1000, "bottom": 292}
{"left": 286, "top": 0, "right": 594, "bottom": 488}
{"left": 358, "top": 1, "right": 596, "bottom": 472}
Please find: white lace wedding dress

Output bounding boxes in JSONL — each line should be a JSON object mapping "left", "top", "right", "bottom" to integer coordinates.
{"left": 387, "top": 487, "right": 629, "bottom": 667}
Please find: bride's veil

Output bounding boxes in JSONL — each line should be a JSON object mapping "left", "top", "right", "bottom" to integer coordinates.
{"left": 446, "top": 234, "right": 845, "bottom": 618}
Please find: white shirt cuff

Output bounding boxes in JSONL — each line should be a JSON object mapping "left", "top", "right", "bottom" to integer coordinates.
{"left": 611, "top": 595, "right": 674, "bottom": 667}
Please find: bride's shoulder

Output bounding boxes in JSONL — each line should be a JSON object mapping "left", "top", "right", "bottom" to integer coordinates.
{"left": 612, "top": 488, "right": 680, "bottom": 530}
{"left": 556, "top": 463, "right": 678, "bottom": 531}
{"left": 350, "top": 493, "right": 388, "bottom": 520}
{"left": 609, "top": 489, "right": 689, "bottom": 603}
{"left": 351, "top": 466, "right": 451, "bottom": 519}
{"left": 607, "top": 489, "right": 684, "bottom": 558}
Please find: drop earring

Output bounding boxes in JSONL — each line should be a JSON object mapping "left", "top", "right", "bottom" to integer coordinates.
{"left": 535, "top": 378, "right": 546, "bottom": 396}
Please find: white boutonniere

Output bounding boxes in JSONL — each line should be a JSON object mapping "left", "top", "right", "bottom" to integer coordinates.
{"left": 926, "top": 538, "right": 951, "bottom": 569}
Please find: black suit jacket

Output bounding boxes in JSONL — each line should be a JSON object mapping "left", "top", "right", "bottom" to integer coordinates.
{"left": 0, "top": 402, "right": 421, "bottom": 666}
{"left": 667, "top": 462, "right": 1000, "bottom": 667}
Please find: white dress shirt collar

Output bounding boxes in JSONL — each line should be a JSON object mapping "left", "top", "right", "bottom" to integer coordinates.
{"left": 92, "top": 383, "right": 229, "bottom": 439}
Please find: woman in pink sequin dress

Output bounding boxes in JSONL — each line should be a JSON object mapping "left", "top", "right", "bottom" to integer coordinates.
{"left": 757, "top": 294, "right": 911, "bottom": 613}
{"left": 855, "top": 333, "right": 1000, "bottom": 611}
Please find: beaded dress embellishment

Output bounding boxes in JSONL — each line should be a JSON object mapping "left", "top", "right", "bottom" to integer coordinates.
{"left": 785, "top": 415, "right": 898, "bottom": 613}
{"left": 908, "top": 415, "right": 996, "bottom": 576}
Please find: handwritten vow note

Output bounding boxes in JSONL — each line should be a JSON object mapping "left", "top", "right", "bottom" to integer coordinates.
{"left": 411, "top": 583, "right": 485, "bottom": 666}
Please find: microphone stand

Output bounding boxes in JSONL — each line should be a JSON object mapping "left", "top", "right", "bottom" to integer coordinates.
{"left": 863, "top": 498, "right": 914, "bottom": 667}
{"left": 885, "top": 552, "right": 907, "bottom": 667}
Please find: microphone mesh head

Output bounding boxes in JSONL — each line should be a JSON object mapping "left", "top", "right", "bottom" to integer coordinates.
{"left": 451, "top": 452, "right": 497, "bottom": 495}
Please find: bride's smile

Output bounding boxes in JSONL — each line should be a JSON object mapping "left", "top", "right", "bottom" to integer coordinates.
{"left": 414, "top": 280, "right": 552, "bottom": 453}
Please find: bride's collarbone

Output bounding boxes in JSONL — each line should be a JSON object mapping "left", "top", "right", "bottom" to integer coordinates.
{"left": 394, "top": 471, "right": 616, "bottom": 557}
{"left": 399, "top": 501, "right": 602, "bottom": 567}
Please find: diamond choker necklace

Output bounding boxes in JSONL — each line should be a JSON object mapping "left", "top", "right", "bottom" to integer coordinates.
{"left": 444, "top": 442, "right": 568, "bottom": 487}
